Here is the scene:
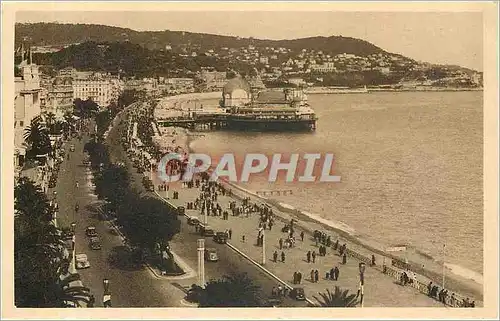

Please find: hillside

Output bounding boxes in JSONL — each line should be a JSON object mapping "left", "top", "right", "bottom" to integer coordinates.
{"left": 15, "top": 22, "right": 387, "bottom": 57}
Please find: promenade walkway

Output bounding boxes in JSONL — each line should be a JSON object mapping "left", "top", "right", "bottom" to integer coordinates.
{"left": 149, "top": 176, "right": 443, "bottom": 307}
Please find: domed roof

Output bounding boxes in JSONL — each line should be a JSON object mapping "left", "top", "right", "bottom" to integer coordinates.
{"left": 223, "top": 77, "right": 251, "bottom": 95}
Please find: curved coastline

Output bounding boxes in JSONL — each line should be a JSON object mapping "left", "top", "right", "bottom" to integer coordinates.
{"left": 155, "top": 92, "right": 483, "bottom": 301}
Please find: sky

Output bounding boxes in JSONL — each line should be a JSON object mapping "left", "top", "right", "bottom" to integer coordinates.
{"left": 16, "top": 10, "right": 483, "bottom": 71}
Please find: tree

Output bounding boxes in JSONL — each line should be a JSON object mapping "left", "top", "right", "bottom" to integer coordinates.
{"left": 73, "top": 98, "right": 99, "bottom": 119}
{"left": 14, "top": 178, "right": 66, "bottom": 307}
{"left": 313, "top": 286, "right": 359, "bottom": 307}
{"left": 187, "top": 273, "right": 263, "bottom": 307}
{"left": 52, "top": 273, "right": 91, "bottom": 307}
{"left": 92, "top": 163, "right": 130, "bottom": 212}
{"left": 23, "top": 115, "right": 52, "bottom": 158}
{"left": 118, "top": 196, "right": 180, "bottom": 252}
{"left": 117, "top": 89, "right": 145, "bottom": 108}
{"left": 43, "top": 112, "right": 56, "bottom": 132}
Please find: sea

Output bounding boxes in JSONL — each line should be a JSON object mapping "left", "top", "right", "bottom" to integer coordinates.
{"left": 190, "top": 91, "right": 483, "bottom": 280}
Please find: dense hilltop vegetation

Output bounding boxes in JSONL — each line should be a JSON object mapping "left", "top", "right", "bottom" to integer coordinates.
{"left": 32, "top": 41, "right": 246, "bottom": 78}
{"left": 16, "top": 22, "right": 387, "bottom": 57}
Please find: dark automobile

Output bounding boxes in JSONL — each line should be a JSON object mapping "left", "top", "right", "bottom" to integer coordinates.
{"left": 290, "top": 287, "right": 306, "bottom": 301}
{"left": 199, "top": 224, "right": 215, "bottom": 237}
{"left": 61, "top": 228, "right": 74, "bottom": 241}
{"left": 86, "top": 226, "right": 98, "bottom": 237}
{"left": 187, "top": 216, "right": 200, "bottom": 226}
{"left": 89, "top": 237, "right": 102, "bottom": 250}
{"left": 213, "top": 232, "right": 228, "bottom": 244}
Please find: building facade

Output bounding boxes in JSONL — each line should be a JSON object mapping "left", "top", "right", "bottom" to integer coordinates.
{"left": 14, "top": 61, "right": 42, "bottom": 167}
{"left": 72, "top": 72, "right": 122, "bottom": 107}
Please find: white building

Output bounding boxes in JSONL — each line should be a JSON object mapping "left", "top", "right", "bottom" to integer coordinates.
{"left": 14, "top": 60, "right": 42, "bottom": 167}
{"left": 45, "top": 77, "right": 74, "bottom": 119}
{"left": 72, "top": 72, "right": 123, "bottom": 107}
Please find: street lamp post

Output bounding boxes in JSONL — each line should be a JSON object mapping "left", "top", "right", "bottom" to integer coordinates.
{"left": 70, "top": 222, "right": 76, "bottom": 273}
{"left": 261, "top": 230, "right": 266, "bottom": 265}
{"left": 103, "top": 278, "right": 111, "bottom": 307}
{"left": 358, "top": 262, "right": 366, "bottom": 307}
{"left": 197, "top": 239, "right": 205, "bottom": 288}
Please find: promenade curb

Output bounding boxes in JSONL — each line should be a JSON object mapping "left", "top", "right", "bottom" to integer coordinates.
{"left": 226, "top": 242, "right": 316, "bottom": 306}
{"left": 154, "top": 184, "right": 317, "bottom": 305}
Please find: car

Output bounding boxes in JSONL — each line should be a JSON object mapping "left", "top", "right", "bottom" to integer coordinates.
{"left": 204, "top": 248, "right": 219, "bottom": 262}
{"left": 89, "top": 237, "right": 102, "bottom": 250}
{"left": 61, "top": 228, "right": 75, "bottom": 241}
{"left": 70, "top": 145, "right": 75, "bottom": 152}
{"left": 187, "top": 216, "right": 200, "bottom": 226}
{"left": 75, "top": 254, "right": 90, "bottom": 269}
{"left": 289, "top": 287, "right": 306, "bottom": 301}
{"left": 199, "top": 224, "right": 215, "bottom": 237}
{"left": 213, "top": 232, "right": 228, "bottom": 244}
{"left": 86, "top": 226, "right": 98, "bottom": 237}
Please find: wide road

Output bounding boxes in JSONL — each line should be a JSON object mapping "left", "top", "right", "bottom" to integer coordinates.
{"left": 54, "top": 126, "right": 184, "bottom": 307}
{"left": 53, "top": 108, "right": 307, "bottom": 308}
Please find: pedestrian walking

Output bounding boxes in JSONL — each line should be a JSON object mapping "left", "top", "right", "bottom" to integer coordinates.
{"left": 281, "top": 251, "right": 285, "bottom": 263}
{"left": 293, "top": 272, "right": 298, "bottom": 284}
{"left": 300, "top": 231, "right": 305, "bottom": 242}
{"left": 334, "top": 266, "right": 340, "bottom": 280}
{"left": 371, "top": 254, "right": 376, "bottom": 266}
{"left": 279, "top": 238, "right": 283, "bottom": 250}
{"left": 342, "top": 252, "right": 347, "bottom": 264}
{"left": 306, "top": 251, "right": 311, "bottom": 263}
{"left": 297, "top": 272, "right": 302, "bottom": 284}
{"left": 312, "top": 251, "right": 316, "bottom": 263}
{"left": 329, "top": 268, "right": 335, "bottom": 280}
{"left": 310, "top": 269, "right": 315, "bottom": 282}
{"left": 273, "top": 251, "right": 278, "bottom": 262}
{"left": 314, "top": 270, "right": 319, "bottom": 283}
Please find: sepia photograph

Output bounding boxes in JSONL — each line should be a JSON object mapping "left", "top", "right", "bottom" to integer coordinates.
{"left": 1, "top": 1, "right": 498, "bottom": 319}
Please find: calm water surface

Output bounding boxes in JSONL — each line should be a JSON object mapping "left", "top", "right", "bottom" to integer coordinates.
{"left": 191, "top": 91, "right": 483, "bottom": 275}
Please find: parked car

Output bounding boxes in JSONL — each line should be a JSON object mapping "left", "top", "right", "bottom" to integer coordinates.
{"left": 75, "top": 254, "right": 91, "bottom": 269}
{"left": 61, "top": 228, "right": 75, "bottom": 241}
{"left": 290, "top": 287, "right": 306, "bottom": 301}
{"left": 213, "top": 232, "right": 228, "bottom": 244}
{"left": 199, "top": 224, "right": 215, "bottom": 237}
{"left": 89, "top": 237, "right": 102, "bottom": 250}
{"left": 187, "top": 216, "right": 200, "bottom": 226}
{"left": 204, "top": 248, "right": 219, "bottom": 262}
{"left": 86, "top": 226, "right": 98, "bottom": 237}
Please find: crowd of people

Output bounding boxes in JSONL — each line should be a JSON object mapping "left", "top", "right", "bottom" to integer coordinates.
{"left": 162, "top": 170, "right": 478, "bottom": 308}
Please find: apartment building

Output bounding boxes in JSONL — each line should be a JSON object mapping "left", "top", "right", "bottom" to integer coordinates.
{"left": 72, "top": 72, "right": 123, "bottom": 107}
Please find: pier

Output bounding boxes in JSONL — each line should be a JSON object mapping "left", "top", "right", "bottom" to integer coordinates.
{"left": 157, "top": 111, "right": 317, "bottom": 132}
{"left": 157, "top": 112, "right": 228, "bottom": 131}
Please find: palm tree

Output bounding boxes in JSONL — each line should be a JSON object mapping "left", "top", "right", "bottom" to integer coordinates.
{"left": 53, "top": 272, "right": 91, "bottom": 307}
{"left": 23, "top": 115, "right": 51, "bottom": 158}
{"left": 187, "top": 273, "right": 263, "bottom": 307}
{"left": 43, "top": 112, "right": 56, "bottom": 133}
{"left": 313, "top": 286, "right": 359, "bottom": 307}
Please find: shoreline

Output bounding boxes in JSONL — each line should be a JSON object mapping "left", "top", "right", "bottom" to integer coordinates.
{"left": 155, "top": 93, "right": 483, "bottom": 302}
{"left": 306, "top": 87, "right": 483, "bottom": 94}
